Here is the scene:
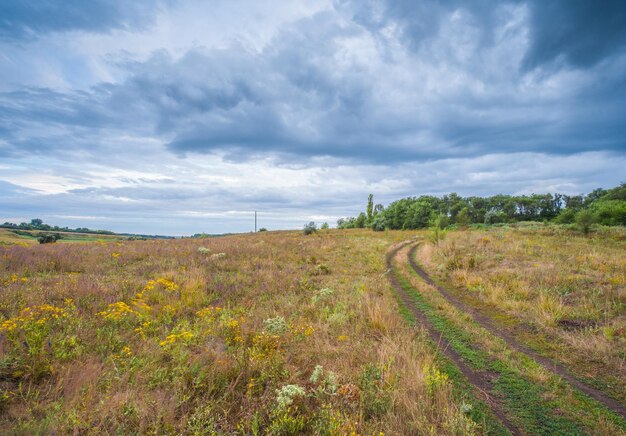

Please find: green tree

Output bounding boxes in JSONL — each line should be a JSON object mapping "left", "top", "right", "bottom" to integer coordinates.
{"left": 428, "top": 214, "right": 448, "bottom": 246}
{"left": 355, "top": 212, "right": 367, "bottom": 228}
{"left": 303, "top": 222, "right": 318, "bottom": 235}
{"left": 455, "top": 207, "right": 471, "bottom": 226}
{"left": 575, "top": 209, "right": 596, "bottom": 235}
{"left": 370, "top": 214, "right": 386, "bottom": 231}
{"left": 366, "top": 194, "right": 374, "bottom": 224}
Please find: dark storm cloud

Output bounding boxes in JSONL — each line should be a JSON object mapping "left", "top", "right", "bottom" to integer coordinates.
{"left": 342, "top": 0, "right": 626, "bottom": 69}
{"left": 0, "top": 0, "right": 170, "bottom": 40}
{"left": 523, "top": 0, "right": 626, "bottom": 69}
{"left": 0, "top": 0, "right": 625, "bottom": 165}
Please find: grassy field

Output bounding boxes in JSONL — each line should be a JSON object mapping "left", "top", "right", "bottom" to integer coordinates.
{"left": 0, "top": 227, "right": 624, "bottom": 434}
{"left": 415, "top": 225, "right": 626, "bottom": 404}
{"left": 0, "top": 228, "right": 129, "bottom": 246}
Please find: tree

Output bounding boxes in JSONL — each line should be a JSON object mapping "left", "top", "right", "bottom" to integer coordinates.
{"left": 321, "top": 222, "right": 329, "bottom": 229}
{"left": 366, "top": 194, "right": 374, "bottom": 224}
{"left": 455, "top": 207, "right": 471, "bottom": 226}
{"left": 575, "top": 209, "right": 596, "bottom": 235}
{"left": 30, "top": 218, "right": 43, "bottom": 228}
{"left": 38, "top": 233, "right": 61, "bottom": 244}
{"left": 428, "top": 214, "right": 448, "bottom": 246}
{"left": 303, "top": 222, "right": 317, "bottom": 235}
{"left": 355, "top": 212, "right": 366, "bottom": 228}
{"left": 370, "top": 214, "right": 386, "bottom": 231}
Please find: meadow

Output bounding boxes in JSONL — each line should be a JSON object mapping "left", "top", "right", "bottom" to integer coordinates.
{"left": 0, "top": 226, "right": 624, "bottom": 434}
{"left": 0, "top": 228, "right": 129, "bottom": 246}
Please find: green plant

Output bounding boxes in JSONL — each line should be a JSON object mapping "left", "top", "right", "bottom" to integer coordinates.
{"left": 575, "top": 209, "right": 596, "bottom": 234}
{"left": 303, "top": 222, "right": 317, "bottom": 235}
{"left": 264, "top": 316, "right": 288, "bottom": 335}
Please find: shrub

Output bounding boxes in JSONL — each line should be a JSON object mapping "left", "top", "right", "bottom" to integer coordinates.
{"left": 370, "top": 214, "right": 386, "bottom": 231}
{"left": 275, "top": 384, "right": 306, "bottom": 409}
{"left": 38, "top": 233, "right": 61, "bottom": 244}
{"left": 575, "top": 209, "right": 596, "bottom": 234}
{"left": 312, "top": 288, "right": 334, "bottom": 304}
{"left": 264, "top": 316, "right": 288, "bottom": 335}
{"left": 303, "top": 222, "right": 317, "bottom": 235}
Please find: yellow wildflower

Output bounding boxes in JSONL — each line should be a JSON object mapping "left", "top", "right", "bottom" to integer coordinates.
{"left": 97, "top": 301, "right": 138, "bottom": 320}
{"left": 159, "top": 331, "right": 194, "bottom": 347}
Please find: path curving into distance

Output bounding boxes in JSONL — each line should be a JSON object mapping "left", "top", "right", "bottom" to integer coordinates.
{"left": 386, "top": 242, "right": 520, "bottom": 435}
{"left": 406, "top": 243, "right": 626, "bottom": 421}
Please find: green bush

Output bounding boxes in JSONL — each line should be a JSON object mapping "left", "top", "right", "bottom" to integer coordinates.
{"left": 303, "top": 222, "right": 317, "bottom": 235}
{"left": 575, "top": 209, "right": 596, "bottom": 234}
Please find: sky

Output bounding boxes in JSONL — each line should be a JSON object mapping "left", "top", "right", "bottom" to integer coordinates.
{"left": 0, "top": 0, "right": 625, "bottom": 235}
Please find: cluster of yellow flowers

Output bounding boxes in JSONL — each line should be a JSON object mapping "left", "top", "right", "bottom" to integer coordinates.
{"left": 424, "top": 364, "right": 449, "bottom": 394}
{"left": 2, "top": 274, "right": 28, "bottom": 285}
{"left": 223, "top": 317, "right": 244, "bottom": 344}
{"left": 156, "top": 278, "right": 179, "bottom": 291}
{"left": 99, "top": 277, "right": 181, "bottom": 322}
{"left": 291, "top": 323, "right": 315, "bottom": 337}
{"left": 0, "top": 300, "right": 72, "bottom": 332}
{"left": 97, "top": 301, "right": 138, "bottom": 320}
{"left": 138, "top": 277, "right": 179, "bottom": 295}
{"left": 196, "top": 305, "right": 223, "bottom": 319}
{"left": 250, "top": 332, "right": 281, "bottom": 361}
{"left": 133, "top": 320, "right": 153, "bottom": 339}
{"left": 159, "top": 331, "right": 194, "bottom": 347}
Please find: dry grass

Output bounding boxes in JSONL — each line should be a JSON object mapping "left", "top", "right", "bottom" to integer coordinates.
{"left": 0, "top": 229, "right": 479, "bottom": 435}
{"left": 420, "top": 225, "right": 626, "bottom": 402}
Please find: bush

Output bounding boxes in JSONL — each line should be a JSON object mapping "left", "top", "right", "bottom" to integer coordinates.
{"left": 320, "top": 222, "right": 329, "bottom": 229}
{"left": 592, "top": 200, "right": 626, "bottom": 226}
{"left": 555, "top": 208, "right": 577, "bottom": 224}
{"left": 258, "top": 227, "right": 268, "bottom": 232}
{"left": 370, "top": 214, "right": 386, "bottom": 231}
{"left": 303, "top": 222, "right": 317, "bottom": 235}
{"left": 575, "top": 209, "right": 596, "bottom": 234}
{"left": 38, "top": 233, "right": 61, "bottom": 244}
{"left": 264, "top": 316, "right": 288, "bottom": 335}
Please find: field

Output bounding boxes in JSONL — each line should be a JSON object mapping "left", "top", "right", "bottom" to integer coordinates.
{"left": 0, "top": 227, "right": 624, "bottom": 434}
{"left": 0, "top": 228, "right": 129, "bottom": 246}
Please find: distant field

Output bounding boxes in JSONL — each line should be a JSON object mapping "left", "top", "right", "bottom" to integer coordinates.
{"left": 0, "top": 227, "right": 624, "bottom": 434}
{"left": 0, "top": 228, "right": 129, "bottom": 246}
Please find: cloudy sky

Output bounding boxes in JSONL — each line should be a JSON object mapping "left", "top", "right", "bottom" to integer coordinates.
{"left": 1, "top": 0, "right": 625, "bottom": 235}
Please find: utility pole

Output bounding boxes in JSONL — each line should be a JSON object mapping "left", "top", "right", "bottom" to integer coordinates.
{"left": 254, "top": 211, "right": 257, "bottom": 232}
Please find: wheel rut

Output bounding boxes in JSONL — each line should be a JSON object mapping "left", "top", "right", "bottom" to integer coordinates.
{"left": 386, "top": 242, "right": 520, "bottom": 435}
{"left": 406, "top": 243, "right": 626, "bottom": 421}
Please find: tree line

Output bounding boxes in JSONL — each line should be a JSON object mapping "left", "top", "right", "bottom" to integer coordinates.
{"left": 337, "top": 183, "right": 626, "bottom": 231}
{"left": 1, "top": 218, "right": 115, "bottom": 235}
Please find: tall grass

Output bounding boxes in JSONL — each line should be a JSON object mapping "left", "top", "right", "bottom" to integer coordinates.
{"left": 1, "top": 230, "right": 477, "bottom": 434}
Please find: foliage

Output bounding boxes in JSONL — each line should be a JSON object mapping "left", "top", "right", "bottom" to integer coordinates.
{"left": 303, "top": 221, "right": 317, "bottom": 235}
{"left": 575, "top": 209, "right": 596, "bottom": 234}
{"left": 37, "top": 233, "right": 61, "bottom": 244}
{"left": 338, "top": 183, "right": 626, "bottom": 230}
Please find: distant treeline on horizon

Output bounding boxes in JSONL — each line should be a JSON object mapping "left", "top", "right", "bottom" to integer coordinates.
{"left": 338, "top": 183, "right": 626, "bottom": 231}
{"left": 0, "top": 219, "right": 173, "bottom": 239}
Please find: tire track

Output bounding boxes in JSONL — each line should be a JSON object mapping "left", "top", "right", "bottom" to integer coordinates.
{"left": 386, "top": 242, "right": 520, "bottom": 436}
{"left": 406, "top": 243, "right": 626, "bottom": 421}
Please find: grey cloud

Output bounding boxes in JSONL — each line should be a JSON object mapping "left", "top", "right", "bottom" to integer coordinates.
{"left": 0, "top": 1, "right": 624, "bottom": 166}
{"left": 0, "top": 0, "right": 171, "bottom": 40}
{"left": 523, "top": 0, "right": 626, "bottom": 69}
